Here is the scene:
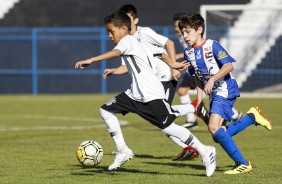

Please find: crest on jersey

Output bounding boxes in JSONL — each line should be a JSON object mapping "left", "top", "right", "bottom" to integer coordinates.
{"left": 218, "top": 51, "right": 228, "bottom": 60}
{"left": 105, "top": 97, "right": 116, "bottom": 106}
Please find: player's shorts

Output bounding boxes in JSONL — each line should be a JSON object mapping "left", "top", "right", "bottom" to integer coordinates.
{"left": 178, "top": 73, "right": 196, "bottom": 89}
{"left": 209, "top": 95, "right": 236, "bottom": 122}
{"left": 161, "top": 80, "right": 177, "bottom": 105}
{"left": 101, "top": 92, "right": 178, "bottom": 129}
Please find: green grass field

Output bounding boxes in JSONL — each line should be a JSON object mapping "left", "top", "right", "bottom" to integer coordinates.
{"left": 0, "top": 94, "right": 281, "bottom": 184}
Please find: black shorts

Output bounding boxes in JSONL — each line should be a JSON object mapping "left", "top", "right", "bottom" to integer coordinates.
{"left": 101, "top": 92, "right": 178, "bottom": 129}
{"left": 178, "top": 73, "right": 196, "bottom": 89}
{"left": 161, "top": 80, "right": 177, "bottom": 105}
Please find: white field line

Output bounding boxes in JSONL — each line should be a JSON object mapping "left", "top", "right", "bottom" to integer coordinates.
{"left": 0, "top": 114, "right": 128, "bottom": 132}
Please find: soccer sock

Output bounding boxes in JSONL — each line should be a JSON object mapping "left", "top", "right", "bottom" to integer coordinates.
{"left": 99, "top": 108, "right": 127, "bottom": 151}
{"left": 214, "top": 128, "right": 248, "bottom": 165}
{"left": 162, "top": 123, "right": 206, "bottom": 156}
{"left": 226, "top": 114, "right": 256, "bottom": 137}
{"left": 169, "top": 136, "right": 188, "bottom": 148}
{"left": 180, "top": 93, "right": 191, "bottom": 104}
{"left": 171, "top": 104, "right": 195, "bottom": 117}
{"left": 231, "top": 107, "right": 239, "bottom": 120}
{"left": 179, "top": 94, "right": 196, "bottom": 122}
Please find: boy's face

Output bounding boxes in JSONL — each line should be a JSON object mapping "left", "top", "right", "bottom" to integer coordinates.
{"left": 173, "top": 20, "right": 182, "bottom": 36}
{"left": 181, "top": 25, "right": 202, "bottom": 46}
{"left": 106, "top": 22, "right": 128, "bottom": 44}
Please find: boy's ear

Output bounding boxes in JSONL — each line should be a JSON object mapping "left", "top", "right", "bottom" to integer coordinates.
{"left": 133, "top": 18, "right": 139, "bottom": 25}
{"left": 121, "top": 25, "right": 128, "bottom": 34}
{"left": 197, "top": 26, "right": 203, "bottom": 34}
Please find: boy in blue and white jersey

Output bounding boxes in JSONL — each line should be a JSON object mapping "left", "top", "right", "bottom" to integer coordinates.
{"left": 179, "top": 13, "right": 272, "bottom": 174}
{"left": 185, "top": 39, "right": 240, "bottom": 103}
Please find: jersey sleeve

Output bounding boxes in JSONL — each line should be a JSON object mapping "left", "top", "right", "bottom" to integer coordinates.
{"left": 141, "top": 27, "right": 168, "bottom": 47}
{"left": 212, "top": 41, "right": 235, "bottom": 65}
{"left": 114, "top": 36, "right": 131, "bottom": 55}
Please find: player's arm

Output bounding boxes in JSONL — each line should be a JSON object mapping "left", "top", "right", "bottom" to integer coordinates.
{"left": 161, "top": 53, "right": 189, "bottom": 71}
{"left": 165, "top": 39, "right": 177, "bottom": 63}
{"left": 75, "top": 49, "right": 121, "bottom": 69}
{"left": 165, "top": 39, "right": 181, "bottom": 80}
{"left": 103, "top": 65, "right": 128, "bottom": 79}
{"left": 204, "top": 63, "right": 233, "bottom": 94}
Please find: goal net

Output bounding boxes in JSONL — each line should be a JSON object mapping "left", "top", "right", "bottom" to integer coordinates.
{"left": 200, "top": 2, "right": 282, "bottom": 94}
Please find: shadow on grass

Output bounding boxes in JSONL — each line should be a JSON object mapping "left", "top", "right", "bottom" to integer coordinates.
{"left": 134, "top": 153, "right": 174, "bottom": 160}
{"left": 143, "top": 161, "right": 205, "bottom": 171}
{"left": 70, "top": 165, "right": 207, "bottom": 177}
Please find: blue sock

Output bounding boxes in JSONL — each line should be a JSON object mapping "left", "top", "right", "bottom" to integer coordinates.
{"left": 214, "top": 128, "right": 248, "bottom": 165}
{"left": 226, "top": 114, "right": 256, "bottom": 137}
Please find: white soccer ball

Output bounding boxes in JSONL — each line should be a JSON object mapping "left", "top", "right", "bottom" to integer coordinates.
{"left": 76, "top": 140, "right": 103, "bottom": 167}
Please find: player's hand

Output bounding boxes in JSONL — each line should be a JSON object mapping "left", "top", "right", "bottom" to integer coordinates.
{"left": 171, "top": 69, "right": 181, "bottom": 81}
{"left": 174, "top": 60, "right": 189, "bottom": 71}
{"left": 204, "top": 77, "right": 215, "bottom": 94}
{"left": 103, "top": 69, "right": 113, "bottom": 79}
{"left": 75, "top": 59, "right": 92, "bottom": 69}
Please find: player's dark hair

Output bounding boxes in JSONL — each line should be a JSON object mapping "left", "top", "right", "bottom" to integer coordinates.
{"left": 179, "top": 13, "right": 205, "bottom": 37}
{"left": 119, "top": 4, "right": 138, "bottom": 19}
{"left": 104, "top": 11, "right": 131, "bottom": 32}
{"left": 173, "top": 12, "right": 186, "bottom": 22}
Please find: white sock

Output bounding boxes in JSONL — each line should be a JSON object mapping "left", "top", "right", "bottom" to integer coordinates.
{"left": 179, "top": 93, "right": 191, "bottom": 104}
{"left": 179, "top": 94, "right": 196, "bottom": 122}
{"left": 162, "top": 123, "right": 206, "bottom": 156}
{"left": 187, "top": 112, "right": 197, "bottom": 123}
{"left": 99, "top": 108, "right": 127, "bottom": 151}
{"left": 169, "top": 136, "right": 188, "bottom": 148}
{"left": 171, "top": 104, "right": 195, "bottom": 117}
{"left": 232, "top": 107, "right": 239, "bottom": 119}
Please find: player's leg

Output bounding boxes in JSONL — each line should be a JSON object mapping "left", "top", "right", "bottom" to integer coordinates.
{"left": 226, "top": 106, "right": 272, "bottom": 137}
{"left": 171, "top": 99, "right": 210, "bottom": 161}
{"left": 143, "top": 99, "right": 216, "bottom": 177}
{"left": 162, "top": 123, "right": 216, "bottom": 177}
{"left": 209, "top": 96, "right": 252, "bottom": 174}
{"left": 100, "top": 93, "right": 135, "bottom": 170}
{"left": 162, "top": 80, "right": 200, "bottom": 161}
{"left": 177, "top": 74, "right": 197, "bottom": 129}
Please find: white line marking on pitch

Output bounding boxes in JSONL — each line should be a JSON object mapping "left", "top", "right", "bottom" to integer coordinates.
{"left": 0, "top": 114, "right": 129, "bottom": 132}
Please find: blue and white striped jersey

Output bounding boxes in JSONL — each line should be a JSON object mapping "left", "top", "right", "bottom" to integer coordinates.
{"left": 184, "top": 39, "right": 240, "bottom": 99}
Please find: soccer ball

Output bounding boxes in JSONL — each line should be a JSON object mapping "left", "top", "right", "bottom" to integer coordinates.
{"left": 76, "top": 140, "right": 103, "bottom": 167}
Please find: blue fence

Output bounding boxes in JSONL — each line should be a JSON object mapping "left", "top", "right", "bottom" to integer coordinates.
{"left": 0, "top": 27, "right": 281, "bottom": 94}
{"left": 0, "top": 26, "right": 184, "bottom": 95}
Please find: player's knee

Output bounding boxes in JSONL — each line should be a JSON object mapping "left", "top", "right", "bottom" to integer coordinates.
{"left": 178, "top": 88, "right": 188, "bottom": 96}
{"left": 208, "top": 124, "right": 218, "bottom": 134}
{"left": 99, "top": 108, "right": 114, "bottom": 120}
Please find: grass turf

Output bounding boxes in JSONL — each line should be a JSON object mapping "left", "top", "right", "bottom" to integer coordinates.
{"left": 0, "top": 94, "right": 281, "bottom": 184}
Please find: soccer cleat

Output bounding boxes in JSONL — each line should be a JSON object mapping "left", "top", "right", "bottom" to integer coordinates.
{"left": 202, "top": 146, "right": 216, "bottom": 177}
{"left": 224, "top": 160, "right": 253, "bottom": 174}
{"left": 247, "top": 106, "right": 272, "bottom": 131}
{"left": 108, "top": 148, "right": 134, "bottom": 170}
{"left": 181, "top": 121, "right": 198, "bottom": 129}
{"left": 173, "top": 146, "right": 199, "bottom": 161}
{"left": 231, "top": 111, "right": 243, "bottom": 122}
{"left": 191, "top": 99, "right": 210, "bottom": 125}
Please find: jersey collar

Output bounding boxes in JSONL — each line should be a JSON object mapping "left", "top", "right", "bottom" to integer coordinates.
{"left": 192, "top": 40, "right": 206, "bottom": 48}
